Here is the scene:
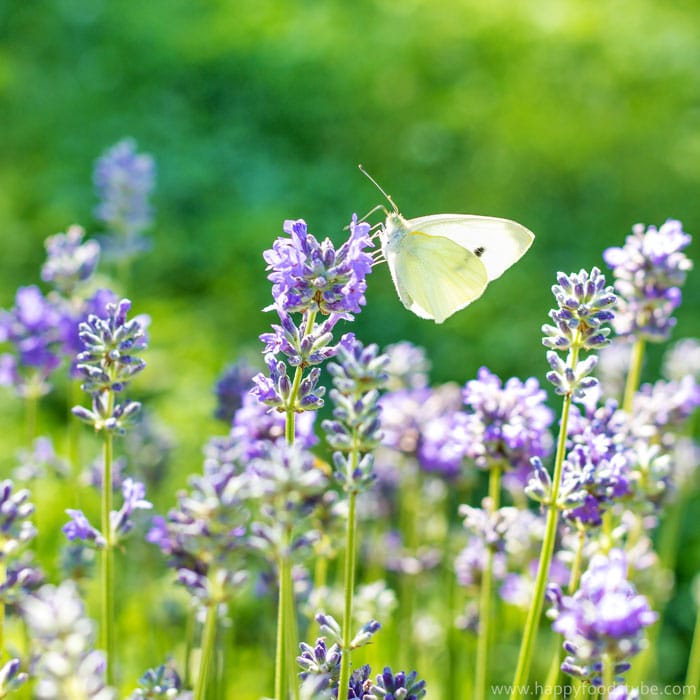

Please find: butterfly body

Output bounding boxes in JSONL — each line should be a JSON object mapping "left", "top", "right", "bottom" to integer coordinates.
{"left": 379, "top": 211, "right": 535, "bottom": 324}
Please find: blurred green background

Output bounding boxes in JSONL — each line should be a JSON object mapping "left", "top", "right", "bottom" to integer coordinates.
{"left": 1, "top": 0, "right": 700, "bottom": 696}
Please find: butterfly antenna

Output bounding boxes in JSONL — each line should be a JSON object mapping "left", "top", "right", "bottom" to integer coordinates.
{"left": 358, "top": 164, "right": 399, "bottom": 213}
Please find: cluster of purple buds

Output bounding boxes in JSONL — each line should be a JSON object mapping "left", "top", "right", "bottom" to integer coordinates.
{"left": 252, "top": 216, "right": 373, "bottom": 411}
{"left": 603, "top": 220, "right": 692, "bottom": 341}
{"left": 547, "top": 549, "right": 657, "bottom": 685}
{"left": 14, "top": 436, "right": 69, "bottom": 482}
{"left": 233, "top": 388, "right": 318, "bottom": 458}
{"left": 129, "top": 664, "right": 190, "bottom": 699}
{"left": 147, "top": 444, "right": 249, "bottom": 605}
{"left": 542, "top": 268, "right": 616, "bottom": 399}
{"left": 298, "top": 613, "right": 382, "bottom": 698}
{"left": 0, "top": 479, "right": 42, "bottom": 605}
{"left": 247, "top": 441, "right": 328, "bottom": 560}
{"left": 0, "top": 658, "right": 28, "bottom": 696}
{"left": 0, "top": 285, "right": 63, "bottom": 398}
{"left": 462, "top": 367, "right": 554, "bottom": 488}
{"left": 63, "top": 478, "right": 152, "bottom": 548}
{"left": 322, "top": 337, "right": 389, "bottom": 493}
{"left": 363, "top": 668, "right": 426, "bottom": 700}
{"left": 213, "top": 360, "right": 258, "bottom": 424}
{"left": 378, "top": 380, "right": 467, "bottom": 480}
{"left": 0, "top": 480, "right": 37, "bottom": 558}
{"left": 41, "top": 225, "right": 100, "bottom": 296}
{"left": 94, "top": 138, "right": 155, "bottom": 260}
{"left": 22, "top": 580, "right": 115, "bottom": 700}
{"left": 72, "top": 299, "right": 146, "bottom": 434}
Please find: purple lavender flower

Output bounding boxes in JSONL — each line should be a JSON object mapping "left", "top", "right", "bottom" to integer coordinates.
{"left": 382, "top": 341, "right": 430, "bottom": 392}
{"left": 463, "top": 367, "right": 554, "bottom": 480}
{"left": 232, "top": 392, "right": 317, "bottom": 460}
{"left": 63, "top": 479, "right": 151, "bottom": 548}
{"left": 94, "top": 138, "right": 155, "bottom": 260}
{"left": 263, "top": 215, "right": 373, "bottom": 319}
{"left": 378, "top": 383, "right": 467, "bottom": 479}
{"left": 41, "top": 225, "right": 100, "bottom": 295}
{"left": 543, "top": 268, "right": 616, "bottom": 399}
{"left": 130, "top": 663, "right": 190, "bottom": 699}
{"left": 147, "top": 445, "right": 249, "bottom": 604}
{"left": 0, "top": 285, "right": 63, "bottom": 397}
{"left": 14, "top": 436, "right": 70, "bottom": 481}
{"left": 72, "top": 299, "right": 147, "bottom": 433}
{"left": 213, "top": 360, "right": 258, "bottom": 424}
{"left": 248, "top": 441, "right": 328, "bottom": 558}
{"left": 57, "top": 288, "right": 119, "bottom": 375}
{"left": 322, "top": 337, "right": 389, "bottom": 492}
{"left": 64, "top": 509, "right": 106, "bottom": 547}
{"left": 22, "top": 580, "right": 115, "bottom": 699}
{"left": 549, "top": 549, "right": 657, "bottom": 684}
{"left": 0, "top": 657, "right": 28, "bottom": 696}
{"left": 0, "top": 480, "right": 37, "bottom": 558}
{"left": 364, "top": 668, "right": 426, "bottom": 700}
{"left": 603, "top": 220, "right": 692, "bottom": 341}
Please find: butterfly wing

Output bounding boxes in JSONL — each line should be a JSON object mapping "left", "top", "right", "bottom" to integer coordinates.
{"left": 387, "top": 231, "right": 488, "bottom": 324}
{"left": 405, "top": 214, "right": 534, "bottom": 281}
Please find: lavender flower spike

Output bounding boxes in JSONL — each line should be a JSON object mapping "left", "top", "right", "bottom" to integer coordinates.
{"left": 604, "top": 219, "right": 692, "bottom": 341}
{"left": 94, "top": 138, "right": 155, "bottom": 259}
{"left": 22, "top": 581, "right": 115, "bottom": 699}
{"left": 549, "top": 549, "right": 657, "bottom": 685}
{"left": 41, "top": 225, "right": 100, "bottom": 295}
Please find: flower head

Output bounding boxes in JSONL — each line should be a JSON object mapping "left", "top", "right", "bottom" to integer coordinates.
{"left": 94, "top": 138, "right": 155, "bottom": 259}
{"left": 603, "top": 220, "right": 692, "bottom": 341}
{"left": 41, "top": 225, "right": 100, "bottom": 296}
{"left": 263, "top": 216, "right": 373, "bottom": 318}
{"left": 463, "top": 367, "right": 554, "bottom": 476}
{"left": 22, "top": 581, "right": 115, "bottom": 699}
{"left": 364, "top": 668, "right": 426, "bottom": 700}
{"left": 213, "top": 360, "right": 258, "bottom": 424}
{"left": 549, "top": 549, "right": 657, "bottom": 684}
{"left": 0, "top": 286, "right": 63, "bottom": 398}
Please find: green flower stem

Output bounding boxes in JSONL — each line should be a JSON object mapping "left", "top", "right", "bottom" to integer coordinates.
{"left": 622, "top": 338, "right": 645, "bottom": 413}
{"left": 194, "top": 601, "right": 218, "bottom": 700}
{"left": 474, "top": 464, "right": 502, "bottom": 700}
{"left": 184, "top": 605, "right": 196, "bottom": 689}
{"left": 68, "top": 379, "right": 82, "bottom": 474}
{"left": 685, "top": 593, "right": 700, "bottom": 692}
{"left": 602, "top": 654, "right": 614, "bottom": 698}
{"left": 337, "top": 487, "right": 358, "bottom": 700}
{"left": 0, "top": 558, "right": 5, "bottom": 658}
{"left": 543, "top": 636, "right": 563, "bottom": 693}
{"left": 274, "top": 556, "right": 288, "bottom": 700}
{"left": 510, "top": 347, "right": 579, "bottom": 699}
{"left": 25, "top": 394, "right": 38, "bottom": 446}
{"left": 284, "top": 310, "right": 317, "bottom": 444}
{"left": 101, "top": 390, "right": 116, "bottom": 687}
{"left": 568, "top": 527, "right": 586, "bottom": 594}
{"left": 284, "top": 543, "right": 300, "bottom": 700}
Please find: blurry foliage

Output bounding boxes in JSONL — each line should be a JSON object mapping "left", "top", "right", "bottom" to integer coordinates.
{"left": 0, "top": 0, "right": 699, "bottom": 693}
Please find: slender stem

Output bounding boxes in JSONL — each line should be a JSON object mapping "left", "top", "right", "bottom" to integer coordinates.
{"left": 602, "top": 653, "right": 614, "bottom": 698}
{"left": 284, "top": 310, "right": 317, "bottom": 444}
{"left": 510, "top": 348, "right": 577, "bottom": 699}
{"left": 25, "top": 394, "right": 38, "bottom": 446}
{"left": 0, "top": 558, "right": 5, "bottom": 658}
{"left": 568, "top": 528, "right": 586, "bottom": 594}
{"left": 475, "top": 465, "right": 502, "bottom": 700}
{"left": 284, "top": 547, "right": 300, "bottom": 700}
{"left": 686, "top": 592, "right": 700, "bottom": 692}
{"left": 274, "top": 555, "right": 288, "bottom": 700}
{"left": 337, "top": 489, "right": 358, "bottom": 700}
{"left": 622, "top": 339, "right": 645, "bottom": 413}
{"left": 101, "top": 396, "right": 115, "bottom": 686}
{"left": 184, "top": 605, "right": 196, "bottom": 688}
{"left": 194, "top": 602, "right": 218, "bottom": 700}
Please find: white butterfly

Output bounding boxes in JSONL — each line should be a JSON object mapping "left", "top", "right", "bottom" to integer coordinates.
{"left": 363, "top": 168, "right": 535, "bottom": 324}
